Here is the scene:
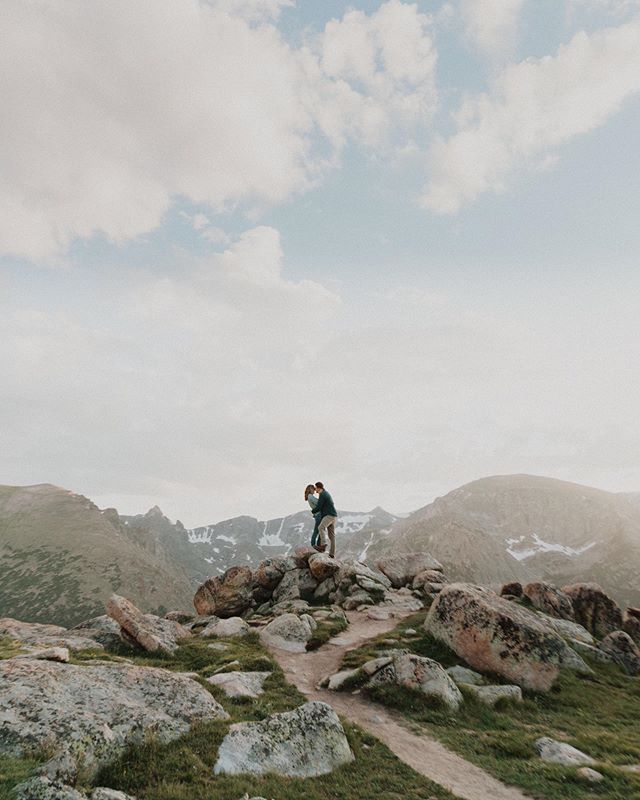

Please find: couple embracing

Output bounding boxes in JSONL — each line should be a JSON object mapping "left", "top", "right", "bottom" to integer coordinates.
{"left": 304, "top": 482, "right": 337, "bottom": 558}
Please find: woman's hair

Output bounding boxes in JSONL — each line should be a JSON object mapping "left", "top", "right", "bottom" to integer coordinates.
{"left": 304, "top": 484, "right": 315, "bottom": 500}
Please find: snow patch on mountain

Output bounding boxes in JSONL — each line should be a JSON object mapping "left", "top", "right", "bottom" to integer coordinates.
{"left": 337, "top": 514, "right": 372, "bottom": 534}
{"left": 188, "top": 528, "right": 213, "bottom": 544}
{"left": 259, "top": 518, "right": 287, "bottom": 547}
{"left": 506, "top": 533, "right": 597, "bottom": 561}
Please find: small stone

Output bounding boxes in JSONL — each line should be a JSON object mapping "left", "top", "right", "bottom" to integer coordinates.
{"left": 200, "top": 617, "right": 249, "bottom": 638}
{"left": 327, "top": 669, "right": 359, "bottom": 690}
{"left": 207, "top": 671, "right": 271, "bottom": 698}
{"left": 576, "top": 767, "right": 604, "bottom": 783}
{"left": 463, "top": 684, "right": 522, "bottom": 706}
{"left": 446, "top": 665, "right": 484, "bottom": 686}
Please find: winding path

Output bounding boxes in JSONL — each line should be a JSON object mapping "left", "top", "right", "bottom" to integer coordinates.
{"left": 266, "top": 609, "right": 530, "bottom": 800}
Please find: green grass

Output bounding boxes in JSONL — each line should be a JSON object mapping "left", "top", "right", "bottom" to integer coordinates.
{"left": 338, "top": 613, "right": 640, "bottom": 800}
{"left": 3, "top": 631, "right": 454, "bottom": 800}
{"left": 0, "top": 637, "right": 24, "bottom": 660}
{"left": 307, "top": 613, "right": 349, "bottom": 650}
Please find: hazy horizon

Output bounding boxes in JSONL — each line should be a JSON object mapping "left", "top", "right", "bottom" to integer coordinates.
{"left": 2, "top": 0, "right": 640, "bottom": 525}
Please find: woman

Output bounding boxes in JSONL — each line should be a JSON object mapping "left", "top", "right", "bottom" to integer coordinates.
{"left": 305, "top": 484, "right": 324, "bottom": 551}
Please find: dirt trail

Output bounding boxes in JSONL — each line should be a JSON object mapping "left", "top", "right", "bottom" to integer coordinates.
{"left": 267, "top": 609, "right": 530, "bottom": 800}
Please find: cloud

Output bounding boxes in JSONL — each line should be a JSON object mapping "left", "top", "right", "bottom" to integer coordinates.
{"left": 460, "top": 0, "right": 525, "bottom": 62}
{"left": 422, "top": 15, "right": 640, "bottom": 212}
{"left": 0, "top": 0, "right": 437, "bottom": 261}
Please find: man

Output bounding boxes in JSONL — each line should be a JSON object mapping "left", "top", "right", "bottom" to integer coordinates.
{"left": 313, "top": 481, "right": 338, "bottom": 558}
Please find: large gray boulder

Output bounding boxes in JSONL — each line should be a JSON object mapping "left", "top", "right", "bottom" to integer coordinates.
{"left": 523, "top": 582, "right": 574, "bottom": 621}
{"left": 13, "top": 779, "right": 137, "bottom": 800}
{"left": 0, "top": 658, "right": 228, "bottom": 781}
{"left": 271, "top": 568, "right": 317, "bottom": 604}
{"left": 259, "top": 613, "right": 315, "bottom": 653}
{"left": 194, "top": 566, "right": 253, "bottom": 617}
{"left": 308, "top": 553, "right": 341, "bottom": 582}
{"left": 70, "top": 616, "right": 124, "bottom": 649}
{"left": 200, "top": 617, "right": 249, "bottom": 638}
{"left": 214, "top": 701, "right": 354, "bottom": 777}
{"left": 375, "top": 553, "right": 443, "bottom": 589}
{"left": 0, "top": 618, "right": 104, "bottom": 652}
{"left": 424, "top": 583, "right": 571, "bottom": 691}
{"left": 561, "top": 583, "right": 623, "bottom": 639}
{"left": 535, "top": 613, "right": 594, "bottom": 645}
{"left": 535, "top": 737, "right": 596, "bottom": 766}
{"left": 107, "top": 595, "right": 188, "bottom": 654}
{"left": 207, "top": 671, "right": 271, "bottom": 698}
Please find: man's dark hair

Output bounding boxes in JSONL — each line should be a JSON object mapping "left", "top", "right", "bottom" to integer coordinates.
{"left": 315, "top": 481, "right": 324, "bottom": 490}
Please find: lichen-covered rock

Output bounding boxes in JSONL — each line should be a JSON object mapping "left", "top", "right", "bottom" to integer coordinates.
{"left": 463, "top": 684, "right": 522, "bottom": 706}
{"left": 535, "top": 737, "right": 596, "bottom": 766}
{"left": 0, "top": 618, "right": 104, "bottom": 652}
{"left": 252, "top": 557, "right": 289, "bottom": 594}
{"left": 599, "top": 631, "right": 640, "bottom": 675}
{"left": 164, "top": 611, "right": 193, "bottom": 624}
{"left": 412, "top": 569, "right": 446, "bottom": 592}
{"left": 293, "top": 546, "right": 317, "bottom": 568}
{"left": 107, "top": 595, "right": 188, "bottom": 654}
{"left": 569, "top": 638, "right": 613, "bottom": 664}
{"left": 259, "top": 613, "right": 314, "bottom": 653}
{"left": 523, "top": 582, "right": 574, "bottom": 621}
{"left": 360, "top": 652, "right": 462, "bottom": 710}
{"left": 308, "top": 553, "right": 341, "bottom": 582}
{"left": 500, "top": 582, "right": 523, "bottom": 598}
{"left": 91, "top": 790, "right": 137, "bottom": 800}
{"left": 375, "top": 553, "right": 443, "bottom": 589}
{"left": 214, "top": 701, "right": 354, "bottom": 777}
{"left": 561, "top": 583, "right": 623, "bottom": 639}
{"left": 0, "top": 659, "right": 228, "bottom": 781}
{"left": 424, "top": 583, "right": 570, "bottom": 691}
{"left": 207, "top": 671, "right": 271, "bottom": 698}
{"left": 200, "top": 617, "right": 249, "bottom": 638}
{"left": 575, "top": 767, "right": 604, "bottom": 784}
{"left": 12, "top": 647, "right": 69, "bottom": 663}
{"left": 13, "top": 777, "right": 86, "bottom": 800}
{"left": 194, "top": 566, "right": 253, "bottom": 618}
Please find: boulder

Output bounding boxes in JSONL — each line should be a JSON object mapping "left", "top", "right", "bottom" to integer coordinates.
{"left": 424, "top": 583, "right": 571, "bottom": 691}
{"left": 259, "top": 613, "right": 314, "bottom": 653}
{"left": 342, "top": 591, "right": 374, "bottom": 610}
{"left": 0, "top": 618, "right": 104, "bottom": 652}
{"left": 293, "top": 546, "right": 318, "bottom": 568}
{"left": 575, "top": 767, "right": 604, "bottom": 784}
{"left": 0, "top": 659, "right": 228, "bottom": 781}
{"left": 91, "top": 791, "right": 137, "bottom": 800}
{"left": 412, "top": 569, "right": 446, "bottom": 591}
{"left": 375, "top": 553, "right": 443, "bottom": 589}
{"left": 623, "top": 610, "right": 640, "bottom": 645}
{"left": 200, "top": 617, "right": 249, "bottom": 638}
{"left": 535, "top": 613, "right": 594, "bottom": 644}
{"left": 272, "top": 569, "right": 317, "bottom": 604}
{"left": 599, "top": 631, "right": 640, "bottom": 675}
{"left": 164, "top": 611, "right": 193, "bottom": 624}
{"left": 308, "top": 553, "right": 341, "bottom": 582}
{"left": 252, "top": 557, "right": 289, "bottom": 593}
{"left": 70, "top": 616, "right": 124, "bottom": 649}
{"left": 445, "top": 665, "right": 484, "bottom": 685}
{"left": 13, "top": 777, "right": 86, "bottom": 800}
{"left": 326, "top": 669, "right": 360, "bottom": 691}
{"left": 463, "top": 684, "right": 522, "bottom": 707}
{"left": 12, "top": 647, "right": 69, "bottom": 663}
{"left": 334, "top": 562, "right": 391, "bottom": 604}
{"left": 207, "top": 671, "right": 271, "bottom": 698}
{"left": 313, "top": 575, "right": 339, "bottom": 604}
{"left": 194, "top": 566, "right": 254, "bottom": 617}
{"left": 500, "top": 582, "right": 523, "bottom": 598}
{"left": 569, "top": 638, "right": 613, "bottom": 664}
{"left": 535, "top": 737, "right": 596, "bottom": 766}
{"left": 362, "top": 652, "right": 462, "bottom": 711}
{"left": 561, "top": 583, "right": 623, "bottom": 638}
{"left": 214, "top": 701, "right": 354, "bottom": 777}
{"left": 107, "top": 595, "right": 188, "bottom": 654}
{"left": 523, "top": 582, "right": 574, "bottom": 621}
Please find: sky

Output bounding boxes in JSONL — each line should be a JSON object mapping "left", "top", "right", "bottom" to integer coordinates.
{"left": 2, "top": 0, "right": 640, "bottom": 526}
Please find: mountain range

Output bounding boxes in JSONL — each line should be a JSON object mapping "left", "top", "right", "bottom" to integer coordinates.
{"left": 1, "top": 474, "right": 639, "bottom": 625}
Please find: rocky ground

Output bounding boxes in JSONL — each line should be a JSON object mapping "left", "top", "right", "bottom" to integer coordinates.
{"left": 1, "top": 549, "right": 639, "bottom": 800}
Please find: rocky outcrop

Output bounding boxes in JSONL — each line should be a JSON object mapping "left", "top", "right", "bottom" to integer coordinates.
{"left": 271, "top": 568, "right": 317, "bottom": 604}
{"left": 214, "top": 701, "right": 354, "bottom": 777}
{"left": 599, "top": 631, "right": 640, "bottom": 675}
{"left": 70, "top": 616, "right": 123, "bottom": 649}
{"left": 106, "top": 595, "right": 188, "bottom": 654}
{"left": 207, "top": 671, "right": 271, "bottom": 698}
{"left": 523, "top": 582, "right": 574, "bottom": 621}
{"left": 0, "top": 658, "right": 228, "bottom": 781}
{"left": 252, "top": 557, "right": 289, "bottom": 601}
{"left": 259, "top": 613, "right": 316, "bottom": 653}
{"left": 0, "top": 618, "right": 104, "bottom": 652}
{"left": 535, "top": 613, "right": 594, "bottom": 644}
{"left": 424, "top": 583, "right": 571, "bottom": 691}
{"left": 412, "top": 569, "right": 447, "bottom": 593}
{"left": 13, "top": 777, "right": 137, "bottom": 800}
{"left": 194, "top": 566, "right": 253, "bottom": 617}
{"left": 561, "top": 583, "right": 623, "bottom": 639}
{"left": 535, "top": 737, "right": 596, "bottom": 766}
{"left": 375, "top": 553, "right": 443, "bottom": 589}
{"left": 500, "top": 582, "right": 523, "bottom": 598}
{"left": 623, "top": 608, "right": 640, "bottom": 645}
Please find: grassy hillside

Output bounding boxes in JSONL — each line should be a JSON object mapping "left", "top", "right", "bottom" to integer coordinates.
{"left": 0, "top": 484, "right": 193, "bottom": 627}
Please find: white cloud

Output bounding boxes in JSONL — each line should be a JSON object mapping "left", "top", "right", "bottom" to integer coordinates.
{"left": 460, "top": 0, "right": 525, "bottom": 62}
{"left": 0, "top": 0, "right": 437, "bottom": 261}
{"left": 422, "top": 15, "right": 640, "bottom": 212}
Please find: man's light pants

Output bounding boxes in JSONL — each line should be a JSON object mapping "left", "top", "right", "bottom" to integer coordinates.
{"left": 318, "top": 515, "right": 337, "bottom": 557}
